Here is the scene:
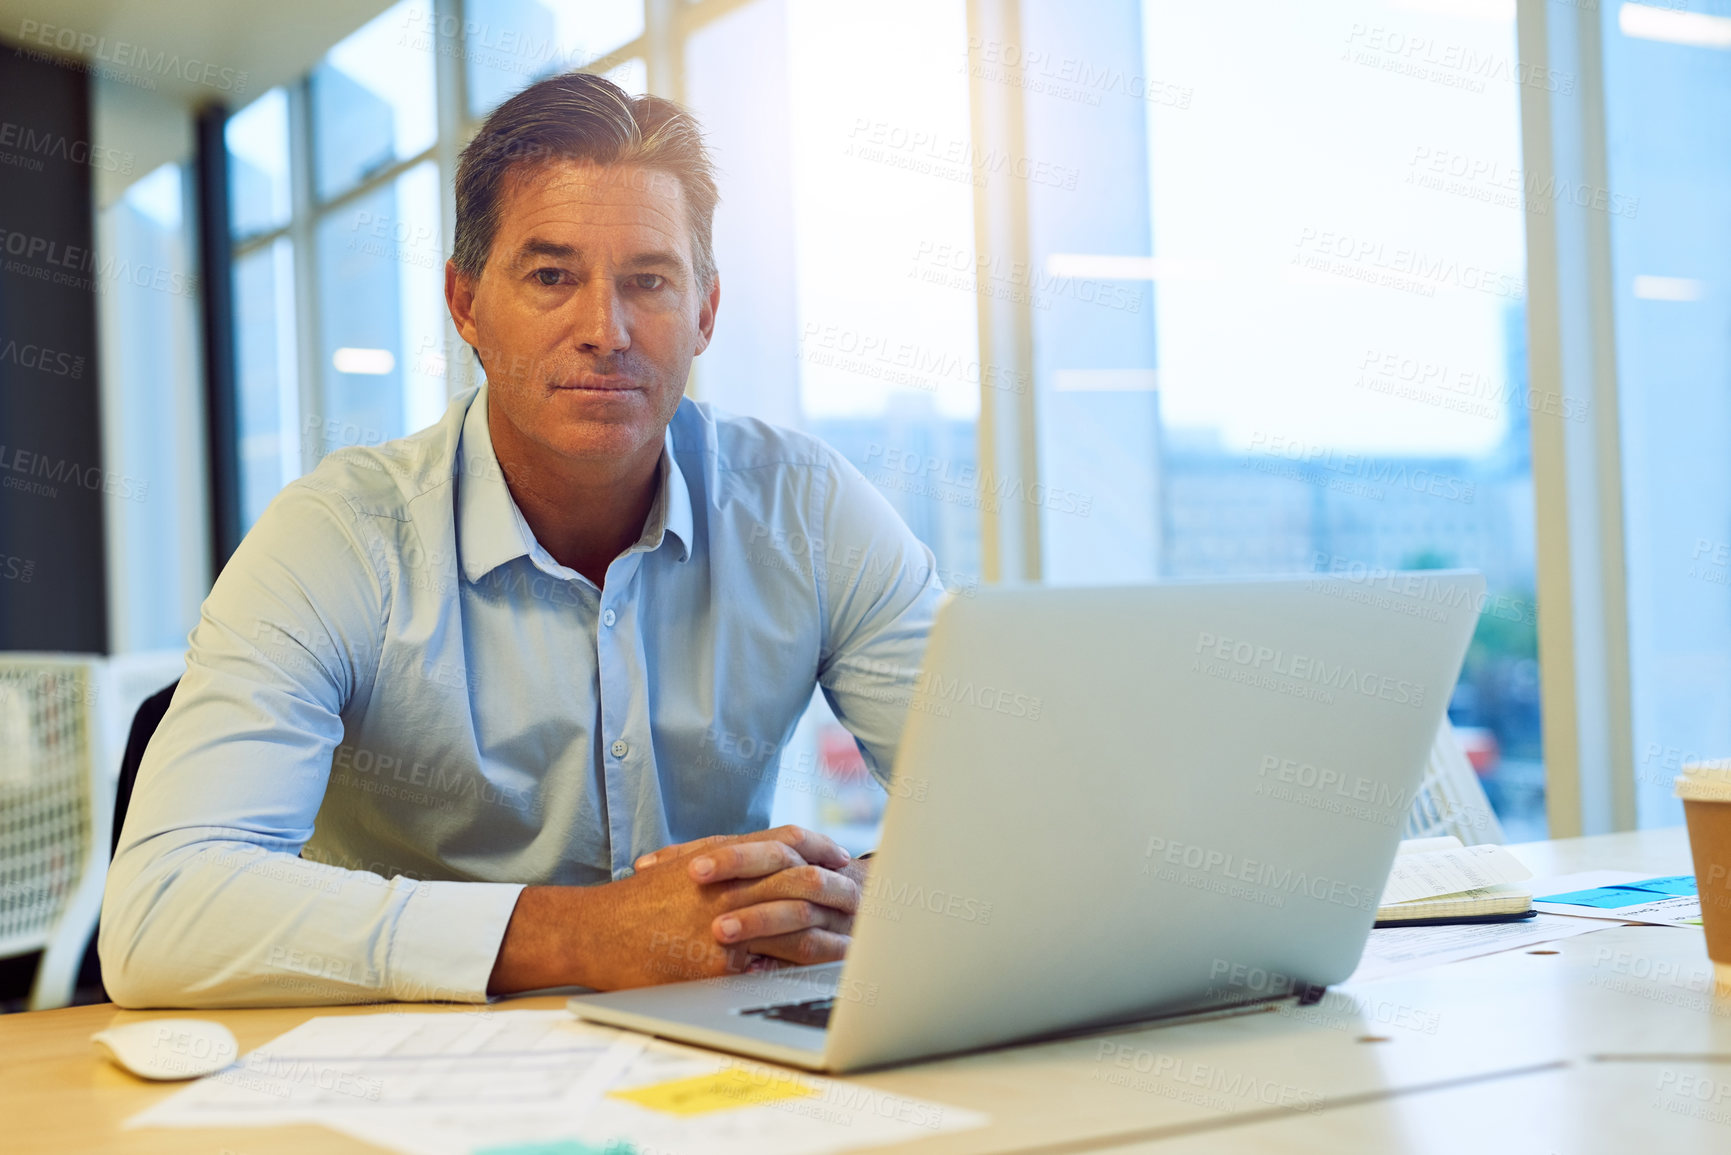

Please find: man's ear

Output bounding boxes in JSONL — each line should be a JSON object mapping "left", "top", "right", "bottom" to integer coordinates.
{"left": 445, "top": 260, "right": 482, "bottom": 350}
{"left": 693, "top": 273, "right": 720, "bottom": 356}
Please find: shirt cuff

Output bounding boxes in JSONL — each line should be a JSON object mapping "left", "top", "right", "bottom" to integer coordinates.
{"left": 387, "top": 879, "right": 526, "bottom": 1003}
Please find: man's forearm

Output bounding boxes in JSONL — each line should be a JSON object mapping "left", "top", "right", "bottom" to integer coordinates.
{"left": 488, "top": 885, "right": 596, "bottom": 995}
{"left": 488, "top": 878, "right": 750, "bottom": 993}
{"left": 491, "top": 837, "right": 868, "bottom": 995}
{"left": 101, "top": 838, "right": 523, "bottom": 1008}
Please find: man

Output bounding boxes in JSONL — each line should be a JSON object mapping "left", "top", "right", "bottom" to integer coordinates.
{"left": 99, "top": 72, "right": 942, "bottom": 1007}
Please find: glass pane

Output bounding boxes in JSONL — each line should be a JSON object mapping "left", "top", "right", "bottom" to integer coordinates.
{"left": 235, "top": 236, "right": 300, "bottom": 529}
{"left": 312, "top": 0, "right": 438, "bottom": 201}
{"left": 97, "top": 164, "right": 210, "bottom": 650}
{"left": 463, "top": 0, "right": 646, "bottom": 118}
{"left": 1126, "top": 0, "right": 1543, "bottom": 836}
{"left": 226, "top": 88, "right": 292, "bottom": 239}
{"left": 686, "top": 0, "right": 980, "bottom": 850}
{"left": 314, "top": 160, "right": 449, "bottom": 458}
{"left": 1603, "top": 4, "right": 1731, "bottom": 825}
{"left": 604, "top": 56, "right": 647, "bottom": 96}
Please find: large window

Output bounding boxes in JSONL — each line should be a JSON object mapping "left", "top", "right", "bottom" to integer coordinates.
{"left": 1602, "top": 3, "right": 1731, "bottom": 827}
{"left": 958, "top": 0, "right": 1546, "bottom": 838}
{"left": 313, "top": 160, "right": 448, "bottom": 455}
{"left": 97, "top": 162, "right": 210, "bottom": 653}
{"left": 228, "top": 1, "right": 457, "bottom": 525}
{"left": 685, "top": 0, "right": 983, "bottom": 846}
{"left": 228, "top": 89, "right": 300, "bottom": 527}
{"left": 1130, "top": 0, "right": 1544, "bottom": 837}
{"left": 219, "top": 0, "right": 1720, "bottom": 844}
{"left": 310, "top": 8, "right": 438, "bottom": 202}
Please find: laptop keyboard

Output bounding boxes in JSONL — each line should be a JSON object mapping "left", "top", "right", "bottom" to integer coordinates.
{"left": 739, "top": 996, "right": 835, "bottom": 1029}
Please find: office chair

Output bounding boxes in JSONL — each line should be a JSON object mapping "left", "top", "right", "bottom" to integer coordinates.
{"left": 112, "top": 680, "right": 179, "bottom": 860}
{"left": 0, "top": 655, "right": 110, "bottom": 1010}
{"left": 1405, "top": 723, "right": 1506, "bottom": 845}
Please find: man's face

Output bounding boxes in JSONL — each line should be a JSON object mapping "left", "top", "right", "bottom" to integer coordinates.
{"left": 446, "top": 160, "right": 718, "bottom": 470}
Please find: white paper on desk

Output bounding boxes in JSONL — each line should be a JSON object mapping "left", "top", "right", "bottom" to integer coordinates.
{"left": 1526, "top": 869, "right": 1704, "bottom": 927}
{"left": 1378, "top": 843, "right": 1532, "bottom": 906}
{"left": 128, "top": 1010, "right": 645, "bottom": 1130}
{"left": 1590, "top": 895, "right": 1704, "bottom": 926}
{"left": 1344, "top": 912, "right": 1611, "bottom": 984}
{"left": 1396, "top": 836, "right": 1464, "bottom": 856}
{"left": 332, "top": 1037, "right": 989, "bottom": 1155}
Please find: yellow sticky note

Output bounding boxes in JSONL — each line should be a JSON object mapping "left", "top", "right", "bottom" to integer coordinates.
{"left": 608, "top": 1068, "right": 819, "bottom": 1116}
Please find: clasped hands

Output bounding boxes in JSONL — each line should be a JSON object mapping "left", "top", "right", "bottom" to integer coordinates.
{"left": 488, "top": 824, "right": 870, "bottom": 994}
{"left": 623, "top": 825, "right": 869, "bottom": 982}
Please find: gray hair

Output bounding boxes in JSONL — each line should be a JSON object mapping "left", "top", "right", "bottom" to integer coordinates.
{"left": 452, "top": 71, "right": 719, "bottom": 289}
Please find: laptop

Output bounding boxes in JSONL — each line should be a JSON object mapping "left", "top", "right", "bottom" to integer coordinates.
{"left": 569, "top": 572, "right": 1485, "bottom": 1072}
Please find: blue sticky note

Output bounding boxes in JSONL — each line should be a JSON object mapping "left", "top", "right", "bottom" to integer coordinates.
{"left": 1537, "top": 887, "right": 1646, "bottom": 908}
{"left": 1634, "top": 875, "right": 1697, "bottom": 896}
{"left": 1538, "top": 876, "right": 1698, "bottom": 907}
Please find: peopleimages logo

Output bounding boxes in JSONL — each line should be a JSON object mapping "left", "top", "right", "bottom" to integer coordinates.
{"left": 1293, "top": 227, "right": 1525, "bottom": 300}
{"left": 1245, "top": 431, "right": 1476, "bottom": 504}
{"left": 1257, "top": 754, "right": 1408, "bottom": 812}
{"left": 860, "top": 875, "right": 994, "bottom": 925}
{"left": 1144, "top": 836, "right": 1379, "bottom": 913}
{"left": 15, "top": 20, "right": 250, "bottom": 94}
{"left": 0, "top": 443, "right": 148, "bottom": 501}
{"left": 1091, "top": 1040, "right": 1324, "bottom": 1113}
{"left": 1204, "top": 958, "right": 1441, "bottom": 1036}
{"left": 841, "top": 653, "right": 1044, "bottom": 721}
{"left": 1194, "top": 631, "right": 1426, "bottom": 709}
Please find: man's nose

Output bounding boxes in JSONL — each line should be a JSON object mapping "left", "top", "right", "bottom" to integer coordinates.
{"left": 569, "top": 278, "right": 630, "bottom": 354}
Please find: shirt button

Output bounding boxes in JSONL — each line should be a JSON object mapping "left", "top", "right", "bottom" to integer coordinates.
{"left": 610, "top": 739, "right": 629, "bottom": 758}
{"left": 602, "top": 608, "right": 617, "bottom": 627}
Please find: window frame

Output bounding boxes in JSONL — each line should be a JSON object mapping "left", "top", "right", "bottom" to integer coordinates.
{"left": 218, "top": 0, "right": 1646, "bottom": 837}
{"left": 1513, "top": 0, "right": 1638, "bottom": 837}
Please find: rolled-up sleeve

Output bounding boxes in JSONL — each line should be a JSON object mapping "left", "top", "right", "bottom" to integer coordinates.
{"left": 98, "top": 480, "right": 523, "bottom": 1008}
{"left": 811, "top": 452, "right": 946, "bottom": 787}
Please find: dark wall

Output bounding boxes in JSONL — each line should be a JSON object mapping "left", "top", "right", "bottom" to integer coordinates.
{"left": 0, "top": 46, "right": 107, "bottom": 652}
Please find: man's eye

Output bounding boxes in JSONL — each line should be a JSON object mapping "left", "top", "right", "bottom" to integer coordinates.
{"left": 533, "top": 268, "right": 566, "bottom": 286}
{"left": 632, "top": 274, "right": 666, "bottom": 291}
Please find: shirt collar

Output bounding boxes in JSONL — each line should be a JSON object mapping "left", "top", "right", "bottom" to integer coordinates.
{"left": 456, "top": 384, "right": 693, "bottom": 585}
{"left": 660, "top": 426, "right": 694, "bottom": 564}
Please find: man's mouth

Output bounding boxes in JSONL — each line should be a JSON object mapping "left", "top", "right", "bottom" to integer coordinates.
{"left": 554, "top": 373, "right": 638, "bottom": 393}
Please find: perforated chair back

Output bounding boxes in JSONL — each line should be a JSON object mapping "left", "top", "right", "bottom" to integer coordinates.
{"left": 0, "top": 655, "right": 110, "bottom": 1008}
{"left": 1404, "top": 722, "right": 1506, "bottom": 845}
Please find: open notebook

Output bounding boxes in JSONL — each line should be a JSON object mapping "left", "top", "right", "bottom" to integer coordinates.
{"left": 1376, "top": 836, "right": 1533, "bottom": 924}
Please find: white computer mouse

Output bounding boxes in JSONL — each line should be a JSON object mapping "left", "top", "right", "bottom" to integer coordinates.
{"left": 91, "top": 1018, "right": 239, "bottom": 1080}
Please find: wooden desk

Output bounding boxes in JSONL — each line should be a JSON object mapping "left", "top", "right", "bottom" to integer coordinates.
{"left": 1097, "top": 1060, "right": 1731, "bottom": 1153}
{"left": 4, "top": 829, "right": 1715, "bottom": 1155}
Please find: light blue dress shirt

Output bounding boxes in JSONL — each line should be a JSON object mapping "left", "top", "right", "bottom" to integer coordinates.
{"left": 100, "top": 384, "right": 943, "bottom": 1008}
